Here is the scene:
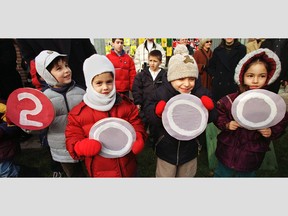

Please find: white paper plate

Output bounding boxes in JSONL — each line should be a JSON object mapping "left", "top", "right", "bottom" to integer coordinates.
{"left": 162, "top": 94, "right": 208, "bottom": 140}
{"left": 232, "top": 89, "right": 286, "bottom": 130}
{"left": 89, "top": 117, "right": 136, "bottom": 158}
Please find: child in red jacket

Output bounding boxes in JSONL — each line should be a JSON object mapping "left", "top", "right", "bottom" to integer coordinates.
{"left": 106, "top": 38, "right": 136, "bottom": 97}
{"left": 65, "top": 54, "right": 147, "bottom": 177}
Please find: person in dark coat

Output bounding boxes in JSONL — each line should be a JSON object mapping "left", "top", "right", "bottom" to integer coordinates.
{"left": 145, "top": 53, "right": 217, "bottom": 177}
{"left": 0, "top": 39, "right": 23, "bottom": 100}
{"left": 260, "top": 38, "right": 288, "bottom": 93}
{"left": 16, "top": 39, "right": 97, "bottom": 89}
{"left": 213, "top": 48, "right": 288, "bottom": 177}
{"left": 132, "top": 49, "right": 167, "bottom": 144}
{"left": 207, "top": 38, "right": 246, "bottom": 102}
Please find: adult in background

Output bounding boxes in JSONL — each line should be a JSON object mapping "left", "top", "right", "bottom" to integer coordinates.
{"left": 134, "top": 38, "right": 166, "bottom": 73}
{"left": 193, "top": 38, "right": 213, "bottom": 91}
{"left": 207, "top": 38, "right": 246, "bottom": 102}
{"left": 246, "top": 38, "right": 265, "bottom": 53}
{"left": 260, "top": 38, "right": 288, "bottom": 93}
{"left": 16, "top": 39, "right": 97, "bottom": 89}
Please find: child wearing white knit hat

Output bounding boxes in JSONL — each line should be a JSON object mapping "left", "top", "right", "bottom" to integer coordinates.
{"left": 65, "top": 54, "right": 147, "bottom": 177}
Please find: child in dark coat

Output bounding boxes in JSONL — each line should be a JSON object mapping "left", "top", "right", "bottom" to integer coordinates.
{"left": 214, "top": 48, "right": 288, "bottom": 177}
{"left": 145, "top": 52, "right": 217, "bottom": 177}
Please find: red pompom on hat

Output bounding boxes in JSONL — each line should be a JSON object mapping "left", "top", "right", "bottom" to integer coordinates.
{"left": 155, "top": 100, "right": 166, "bottom": 118}
{"left": 200, "top": 95, "right": 214, "bottom": 111}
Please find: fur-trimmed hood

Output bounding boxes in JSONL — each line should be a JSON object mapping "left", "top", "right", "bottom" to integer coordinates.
{"left": 234, "top": 48, "right": 281, "bottom": 86}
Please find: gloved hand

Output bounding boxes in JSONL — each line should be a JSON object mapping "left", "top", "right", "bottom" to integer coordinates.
{"left": 200, "top": 95, "right": 214, "bottom": 111}
{"left": 74, "top": 138, "right": 102, "bottom": 157}
{"left": 131, "top": 132, "right": 145, "bottom": 155}
{"left": 155, "top": 100, "right": 166, "bottom": 118}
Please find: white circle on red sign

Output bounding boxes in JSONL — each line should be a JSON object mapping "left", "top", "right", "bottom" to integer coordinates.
{"left": 6, "top": 88, "right": 55, "bottom": 130}
{"left": 89, "top": 117, "right": 136, "bottom": 158}
{"left": 162, "top": 94, "right": 208, "bottom": 141}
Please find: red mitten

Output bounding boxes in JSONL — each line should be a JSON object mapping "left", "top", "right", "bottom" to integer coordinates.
{"left": 74, "top": 138, "right": 102, "bottom": 157}
{"left": 200, "top": 95, "right": 214, "bottom": 111}
{"left": 155, "top": 100, "right": 166, "bottom": 118}
{"left": 132, "top": 132, "right": 145, "bottom": 155}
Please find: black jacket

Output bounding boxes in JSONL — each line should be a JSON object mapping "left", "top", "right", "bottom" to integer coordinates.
{"left": 144, "top": 76, "right": 217, "bottom": 165}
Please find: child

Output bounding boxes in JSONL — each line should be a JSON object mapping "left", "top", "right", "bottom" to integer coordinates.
{"left": 132, "top": 49, "right": 167, "bottom": 145}
{"left": 35, "top": 50, "right": 86, "bottom": 177}
{"left": 106, "top": 38, "right": 136, "bottom": 98}
{"left": 134, "top": 38, "right": 166, "bottom": 73}
{"left": 213, "top": 48, "right": 288, "bottom": 177}
{"left": 65, "top": 54, "right": 147, "bottom": 177}
{"left": 0, "top": 99, "right": 22, "bottom": 177}
{"left": 144, "top": 53, "right": 217, "bottom": 177}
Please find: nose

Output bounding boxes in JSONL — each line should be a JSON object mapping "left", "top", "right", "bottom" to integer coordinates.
{"left": 252, "top": 76, "right": 259, "bottom": 83}
{"left": 183, "top": 78, "right": 190, "bottom": 86}
{"left": 64, "top": 66, "right": 71, "bottom": 73}
{"left": 102, "top": 83, "right": 109, "bottom": 90}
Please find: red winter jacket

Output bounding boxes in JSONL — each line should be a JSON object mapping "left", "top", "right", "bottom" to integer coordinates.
{"left": 65, "top": 94, "right": 147, "bottom": 177}
{"left": 106, "top": 50, "right": 136, "bottom": 93}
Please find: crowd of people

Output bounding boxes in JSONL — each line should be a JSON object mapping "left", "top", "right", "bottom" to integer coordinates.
{"left": 0, "top": 38, "right": 288, "bottom": 178}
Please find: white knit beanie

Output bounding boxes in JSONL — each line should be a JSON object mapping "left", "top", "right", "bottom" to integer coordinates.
{"left": 167, "top": 54, "right": 199, "bottom": 82}
{"left": 83, "top": 54, "right": 115, "bottom": 87}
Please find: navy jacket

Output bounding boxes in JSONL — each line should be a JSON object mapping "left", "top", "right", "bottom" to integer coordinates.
{"left": 145, "top": 76, "right": 217, "bottom": 165}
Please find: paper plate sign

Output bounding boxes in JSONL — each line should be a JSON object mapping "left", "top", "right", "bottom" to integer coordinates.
{"left": 89, "top": 117, "right": 136, "bottom": 158}
{"left": 6, "top": 88, "right": 55, "bottom": 130}
{"left": 162, "top": 94, "right": 208, "bottom": 141}
{"left": 231, "top": 89, "right": 286, "bottom": 130}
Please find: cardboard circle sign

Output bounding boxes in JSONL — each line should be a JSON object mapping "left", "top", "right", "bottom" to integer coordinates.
{"left": 6, "top": 88, "right": 55, "bottom": 130}
{"left": 231, "top": 89, "right": 286, "bottom": 130}
{"left": 162, "top": 94, "right": 208, "bottom": 141}
{"left": 89, "top": 117, "right": 136, "bottom": 158}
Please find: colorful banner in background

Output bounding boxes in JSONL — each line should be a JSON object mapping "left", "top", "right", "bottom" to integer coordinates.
{"left": 104, "top": 38, "right": 200, "bottom": 59}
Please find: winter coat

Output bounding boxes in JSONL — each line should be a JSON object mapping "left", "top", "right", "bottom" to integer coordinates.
{"left": 207, "top": 41, "right": 246, "bottom": 102}
{"left": 132, "top": 67, "right": 167, "bottom": 125}
{"left": 145, "top": 76, "right": 218, "bottom": 165}
{"left": 43, "top": 81, "right": 85, "bottom": 163}
{"left": 65, "top": 94, "right": 147, "bottom": 177}
{"left": 214, "top": 92, "right": 288, "bottom": 172}
{"left": 193, "top": 48, "right": 213, "bottom": 90}
{"left": 106, "top": 50, "right": 136, "bottom": 93}
{"left": 134, "top": 40, "right": 166, "bottom": 72}
{"left": 132, "top": 67, "right": 167, "bottom": 108}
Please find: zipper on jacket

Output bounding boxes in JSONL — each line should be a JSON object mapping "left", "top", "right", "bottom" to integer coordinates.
{"left": 176, "top": 141, "right": 180, "bottom": 165}
{"left": 153, "top": 134, "right": 164, "bottom": 154}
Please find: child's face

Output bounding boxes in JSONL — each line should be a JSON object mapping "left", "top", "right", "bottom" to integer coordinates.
{"left": 148, "top": 56, "right": 161, "bottom": 71}
{"left": 244, "top": 62, "right": 268, "bottom": 90}
{"left": 92, "top": 72, "right": 114, "bottom": 94}
{"left": 112, "top": 39, "right": 124, "bottom": 53}
{"left": 171, "top": 77, "right": 196, "bottom": 94}
{"left": 50, "top": 59, "right": 72, "bottom": 86}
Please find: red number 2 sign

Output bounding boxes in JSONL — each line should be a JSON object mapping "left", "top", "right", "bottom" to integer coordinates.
{"left": 6, "top": 88, "right": 55, "bottom": 130}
